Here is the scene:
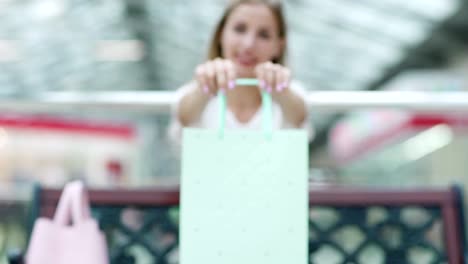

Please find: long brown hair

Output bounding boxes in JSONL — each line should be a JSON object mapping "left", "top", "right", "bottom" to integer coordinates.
{"left": 207, "top": 0, "right": 287, "bottom": 65}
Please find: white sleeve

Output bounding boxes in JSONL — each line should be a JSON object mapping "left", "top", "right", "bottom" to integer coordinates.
{"left": 283, "top": 80, "right": 315, "bottom": 141}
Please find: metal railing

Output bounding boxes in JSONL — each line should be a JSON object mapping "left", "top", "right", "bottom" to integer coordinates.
{"left": 2, "top": 90, "right": 468, "bottom": 113}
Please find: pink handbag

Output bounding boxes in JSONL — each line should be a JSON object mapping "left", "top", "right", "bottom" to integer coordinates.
{"left": 25, "top": 181, "right": 109, "bottom": 264}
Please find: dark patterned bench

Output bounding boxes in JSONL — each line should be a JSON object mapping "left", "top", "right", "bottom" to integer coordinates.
{"left": 11, "top": 185, "right": 467, "bottom": 264}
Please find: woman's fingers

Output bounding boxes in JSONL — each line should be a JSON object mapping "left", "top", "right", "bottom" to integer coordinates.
{"left": 255, "top": 63, "right": 266, "bottom": 91}
{"left": 195, "top": 64, "right": 209, "bottom": 95}
{"left": 195, "top": 59, "right": 237, "bottom": 95}
{"left": 214, "top": 58, "right": 228, "bottom": 93}
{"left": 205, "top": 61, "right": 217, "bottom": 94}
{"left": 225, "top": 60, "right": 236, "bottom": 90}
{"left": 265, "top": 62, "right": 277, "bottom": 93}
{"left": 256, "top": 62, "right": 290, "bottom": 93}
{"left": 199, "top": 59, "right": 293, "bottom": 95}
{"left": 275, "top": 67, "right": 291, "bottom": 92}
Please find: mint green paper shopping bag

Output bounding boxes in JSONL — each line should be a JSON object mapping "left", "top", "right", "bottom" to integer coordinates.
{"left": 180, "top": 79, "right": 308, "bottom": 264}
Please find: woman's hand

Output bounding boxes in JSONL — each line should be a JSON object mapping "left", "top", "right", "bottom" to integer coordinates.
{"left": 255, "top": 61, "right": 306, "bottom": 127}
{"left": 255, "top": 61, "right": 291, "bottom": 98}
{"left": 194, "top": 58, "right": 236, "bottom": 96}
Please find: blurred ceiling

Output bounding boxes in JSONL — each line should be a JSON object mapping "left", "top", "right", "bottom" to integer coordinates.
{"left": 0, "top": 0, "right": 465, "bottom": 90}
{"left": 146, "top": 0, "right": 467, "bottom": 92}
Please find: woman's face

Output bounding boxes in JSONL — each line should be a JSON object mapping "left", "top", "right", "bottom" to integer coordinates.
{"left": 221, "top": 3, "right": 284, "bottom": 77}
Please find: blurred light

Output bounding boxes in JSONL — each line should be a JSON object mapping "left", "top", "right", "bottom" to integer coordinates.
{"left": 0, "top": 40, "right": 20, "bottom": 61}
{"left": 356, "top": 124, "right": 454, "bottom": 172}
{"left": 32, "top": 0, "right": 65, "bottom": 20}
{"left": 0, "top": 0, "right": 13, "bottom": 10}
{"left": 402, "top": 0, "right": 460, "bottom": 21}
{"left": 95, "top": 40, "right": 145, "bottom": 62}
{"left": 402, "top": 124, "right": 453, "bottom": 161}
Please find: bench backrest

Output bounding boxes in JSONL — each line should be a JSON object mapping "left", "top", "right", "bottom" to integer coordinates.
{"left": 30, "top": 185, "right": 466, "bottom": 264}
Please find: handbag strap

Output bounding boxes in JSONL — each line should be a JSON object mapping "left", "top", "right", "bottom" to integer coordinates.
{"left": 217, "top": 78, "right": 273, "bottom": 139}
{"left": 53, "top": 181, "right": 92, "bottom": 226}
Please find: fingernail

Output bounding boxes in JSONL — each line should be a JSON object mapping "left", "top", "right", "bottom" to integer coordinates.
{"left": 267, "top": 86, "right": 272, "bottom": 93}
{"left": 228, "top": 80, "right": 235, "bottom": 90}
{"left": 203, "top": 85, "right": 209, "bottom": 94}
{"left": 277, "top": 82, "right": 287, "bottom": 92}
{"left": 259, "top": 80, "right": 266, "bottom": 89}
{"left": 219, "top": 88, "right": 225, "bottom": 94}
{"left": 276, "top": 84, "right": 282, "bottom": 92}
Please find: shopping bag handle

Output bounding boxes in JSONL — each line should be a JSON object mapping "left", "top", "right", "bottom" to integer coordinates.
{"left": 53, "top": 181, "right": 92, "bottom": 226}
{"left": 217, "top": 78, "right": 273, "bottom": 139}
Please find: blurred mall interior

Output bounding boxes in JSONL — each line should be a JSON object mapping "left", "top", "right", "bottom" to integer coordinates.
{"left": 0, "top": 0, "right": 468, "bottom": 263}
{"left": 0, "top": 0, "right": 467, "bottom": 185}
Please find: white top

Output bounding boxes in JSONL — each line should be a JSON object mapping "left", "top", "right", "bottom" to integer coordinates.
{"left": 168, "top": 80, "right": 313, "bottom": 143}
